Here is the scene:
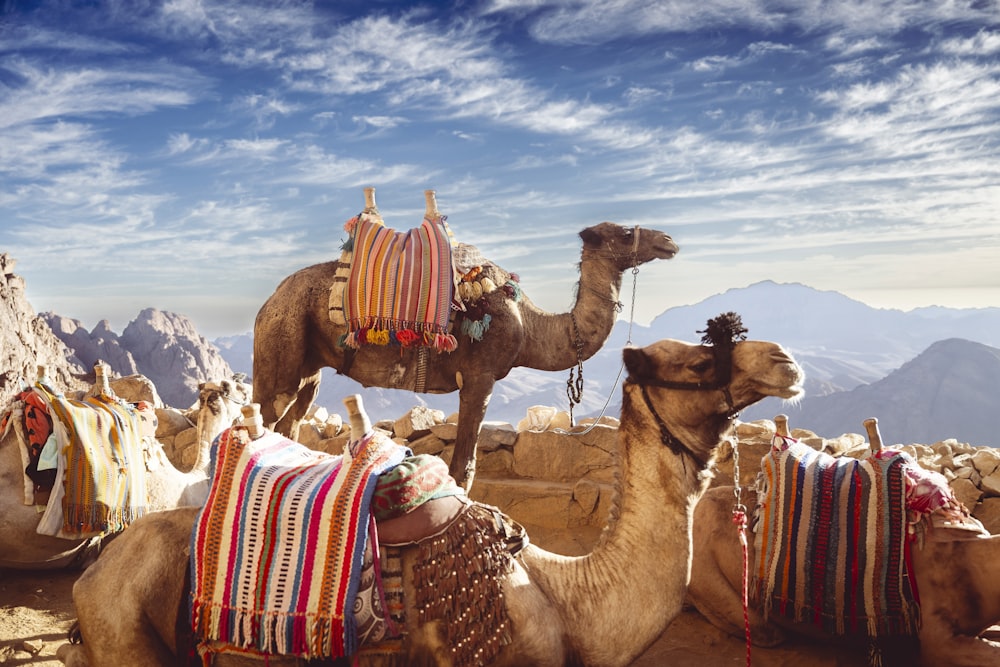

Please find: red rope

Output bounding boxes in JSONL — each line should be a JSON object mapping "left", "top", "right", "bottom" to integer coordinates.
{"left": 732, "top": 507, "right": 752, "bottom": 667}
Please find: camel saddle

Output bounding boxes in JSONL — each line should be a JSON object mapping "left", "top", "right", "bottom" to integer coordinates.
{"left": 188, "top": 426, "right": 525, "bottom": 665}
{"left": 339, "top": 212, "right": 460, "bottom": 352}
{"left": 752, "top": 433, "right": 987, "bottom": 639}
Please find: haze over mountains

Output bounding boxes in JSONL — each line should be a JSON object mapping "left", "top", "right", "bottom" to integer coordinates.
{"left": 7, "top": 262, "right": 999, "bottom": 448}
{"left": 216, "top": 281, "right": 1000, "bottom": 448}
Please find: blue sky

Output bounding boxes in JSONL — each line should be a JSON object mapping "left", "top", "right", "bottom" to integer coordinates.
{"left": 2, "top": 0, "right": 999, "bottom": 339}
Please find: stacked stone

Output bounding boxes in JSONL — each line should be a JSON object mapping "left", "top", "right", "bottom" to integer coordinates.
{"left": 237, "top": 405, "right": 1000, "bottom": 548}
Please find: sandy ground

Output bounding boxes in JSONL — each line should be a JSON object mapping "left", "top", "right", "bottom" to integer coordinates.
{"left": 0, "top": 565, "right": 875, "bottom": 667}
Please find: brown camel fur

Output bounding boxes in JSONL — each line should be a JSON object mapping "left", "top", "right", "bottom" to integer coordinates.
{"left": 58, "top": 329, "right": 803, "bottom": 667}
{"left": 252, "top": 220, "right": 678, "bottom": 490}
{"left": 688, "top": 483, "right": 1000, "bottom": 666}
{"left": 0, "top": 371, "right": 248, "bottom": 569}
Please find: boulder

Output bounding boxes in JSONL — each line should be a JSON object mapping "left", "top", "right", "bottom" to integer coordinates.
{"left": 476, "top": 422, "right": 517, "bottom": 452}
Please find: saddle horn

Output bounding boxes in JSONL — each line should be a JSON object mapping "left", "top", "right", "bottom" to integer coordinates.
{"left": 425, "top": 189, "right": 439, "bottom": 218}
{"left": 89, "top": 361, "right": 113, "bottom": 398}
{"left": 343, "top": 394, "right": 372, "bottom": 437}
{"left": 774, "top": 414, "right": 789, "bottom": 437}
{"left": 863, "top": 417, "right": 883, "bottom": 453}
{"left": 241, "top": 403, "right": 264, "bottom": 439}
{"left": 363, "top": 186, "right": 377, "bottom": 212}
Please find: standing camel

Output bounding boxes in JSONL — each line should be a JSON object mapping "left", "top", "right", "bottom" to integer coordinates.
{"left": 252, "top": 190, "right": 678, "bottom": 490}
{"left": 687, "top": 420, "right": 1000, "bottom": 667}
{"left": 0, "top": 363, "right": 248, "bottom": 569}
{"left": 58, "top": 314, "right": 805, "bottom": 666}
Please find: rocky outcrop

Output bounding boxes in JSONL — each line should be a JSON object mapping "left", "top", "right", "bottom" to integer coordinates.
{"left": 41, "top": 307, "right": 234, "bottom": 408}
{"left": 43, "top": 314, "right": 140, "bottom": 376}
{"left": 0, "top": 253, "right": 86, "bottom": 408}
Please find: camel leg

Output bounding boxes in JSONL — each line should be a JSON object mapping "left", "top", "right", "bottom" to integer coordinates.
{"left": 66, "top": 509, "right": 198, "bottom": 667}
{"left": 688, "top": 487, "right": 788, "bottom": 647}
{"left": 450, "top": 375, "right": 494, "bottom": 492}
{"left": 272, "top": 371, "right": 321, "bottom": 441}
{"left": 913, "top": 539, "right": 1000, "bottom": 666}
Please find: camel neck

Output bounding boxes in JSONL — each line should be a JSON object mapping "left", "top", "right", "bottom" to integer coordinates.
{"left": 520, "top": 389, "right": 715, "bottom": 666}
{"left": 513, "top": 252, "right": 624, "bottom": 371}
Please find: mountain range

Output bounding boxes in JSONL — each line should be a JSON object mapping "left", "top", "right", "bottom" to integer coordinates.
{"left": 214, "top": 281, "right": 1000, "bottom": 448}
{"left": 8, "top": 265, "right": 998, "bottom": 447}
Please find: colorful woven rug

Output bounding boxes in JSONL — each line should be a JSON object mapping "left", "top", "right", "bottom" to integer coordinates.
{"left": 343, "top": 213, "right": 458, "bottom": 352}
{"left": 189, "top": 428, "right": 407, "bottom": 660}
{"left": 752, "top": 438, "right": 920, "bottom": 637}
{"left": 36, "top": 387, "right": 149, "bottom": 538}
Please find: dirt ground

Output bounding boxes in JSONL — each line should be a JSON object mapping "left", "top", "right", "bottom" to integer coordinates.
{"left": 1, "top": 565, "right": 877, "bottom": 667}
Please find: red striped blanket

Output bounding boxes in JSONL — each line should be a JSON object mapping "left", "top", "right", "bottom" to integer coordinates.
{"left": 39, "top": 389, "right": 149, "bottom": 538}
{"left": 752, "top": 438, "right": 920, "bottom": 637}
{"left": 190, "top": 428, "right": 407, "bottom": 660}
{"left": 343, "top": 213, "right": 458, "bottom": 352}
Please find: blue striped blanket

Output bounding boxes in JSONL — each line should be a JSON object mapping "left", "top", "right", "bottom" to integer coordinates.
{"left": 752, "top": 439, "right": 920, "bottom": 637}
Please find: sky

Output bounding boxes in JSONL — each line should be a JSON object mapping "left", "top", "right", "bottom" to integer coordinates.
{"left": 1, "top": 0, "right": 999, "bottom": 340}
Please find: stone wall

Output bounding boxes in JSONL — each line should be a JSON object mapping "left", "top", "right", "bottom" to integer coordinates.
{"left": 290, "top": 405, "right": 1000, "bottom": 553}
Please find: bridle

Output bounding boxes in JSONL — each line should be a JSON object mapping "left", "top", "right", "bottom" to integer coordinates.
{"left": 628, "top": 363, "right": 740, "bottom": 471}
{"left": 200, "top": 380, "right": 250, "bottom": 420}
{"left": 626, "top": 312, "right": 748, "bottom": 470}
{"left": 566, "top": 225, "right": 643, "bottom": 426}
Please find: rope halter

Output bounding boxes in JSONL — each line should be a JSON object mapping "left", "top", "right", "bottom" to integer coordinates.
{"left": 626, "top": 312, "right": 749, "bottom": 468}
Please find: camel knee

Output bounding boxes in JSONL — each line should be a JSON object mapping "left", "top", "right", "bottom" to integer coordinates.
{"left": 56, "top": 642, "right": 89, "bottom": 667}
{"left": 450, "top": 458, "right": 476, "bottom": 492}
{"left": 268, "top": 392, "right": 296, "bottom": 426}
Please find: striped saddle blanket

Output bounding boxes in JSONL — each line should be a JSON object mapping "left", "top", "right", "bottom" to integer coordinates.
{"left": 342, "top": 213, "right": 459, "bottom": 352}
{"left": 752, "top": 437, "right": 920, "bottom": 637}
{"left": 34, "top": 386, "right": 149, "bottom": 539}
{"left": 190, "top": 428, "right": 407, "bottom": 660}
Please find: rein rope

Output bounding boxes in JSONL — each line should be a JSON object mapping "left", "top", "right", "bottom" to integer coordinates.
{"left": 731, "top": 439, "right": 753, "bottom": 667}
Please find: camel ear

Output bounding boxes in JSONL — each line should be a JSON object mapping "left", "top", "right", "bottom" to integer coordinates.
{"left": 579, "top": 226, "right": 601, "bottom": 247}
{"left": 623, "top": 346, "right": 653, "bottom": 381}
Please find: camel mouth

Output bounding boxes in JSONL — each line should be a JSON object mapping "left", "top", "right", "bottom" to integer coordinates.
{"left": 773, "top": 383, "right": 805, "bottom": 400}
{"left": 760, "top": 355, "right": 805, "bottom": 400}
{"left": 653, "top": 238, "right": 680, "bottom": 259}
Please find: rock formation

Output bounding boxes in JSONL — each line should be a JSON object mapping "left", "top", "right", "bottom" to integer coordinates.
{"left": 0, "top": 253, "right": 86, "bottom": 408}
{"left": 42, "top": 308, "right": 234, "bottom": 408}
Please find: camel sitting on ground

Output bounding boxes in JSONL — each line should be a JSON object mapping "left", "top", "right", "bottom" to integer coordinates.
{"left": 687, "top": 418, "right": 1000, "bottom": 667}
{"left": 0, "top": 363, "right": 248, "bottom": 569}
{"left": 58, "top": 313, "right": 804, "bottom": 667}
{"left": 252, "top": 189, "right": 679, "bottom": 490}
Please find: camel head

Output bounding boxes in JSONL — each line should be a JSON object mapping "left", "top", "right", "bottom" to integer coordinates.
{"left": 579, "top": 221, "right": 678, "bottom": 271}
{"left": 622, "top": 312, "right": 804, "bottom": 465}
{"left": 195, "top": 377, "right": 251, "bottom": 447}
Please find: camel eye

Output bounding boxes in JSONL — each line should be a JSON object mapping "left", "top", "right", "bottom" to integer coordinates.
{"left": 691, "top": 359, "right": 712, "bottom": 374}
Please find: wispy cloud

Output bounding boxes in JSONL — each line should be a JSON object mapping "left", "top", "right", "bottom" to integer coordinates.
{"left": 1, "top": 0, "right": 998, "bottom": 337}
{"left": 492, "top": 0, "right": 1000, "bottom": 44}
